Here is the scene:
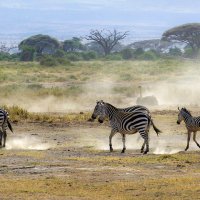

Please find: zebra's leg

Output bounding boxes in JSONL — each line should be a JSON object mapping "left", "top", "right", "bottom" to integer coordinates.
{"left": 3, "top": 131, "right": 7, "bottom": 148}
{"left": 144, "top": 135, "right": 149, "bottom": 154}
{"left": 193, "top": 131, "right": 200, "bottom": 148}
{"left": 185, "top": 131, "right": 191, "bottom": 151}
{"left": 140, "top": 141, "right": 145, "bottom": 153}
{"left": 139, "top": 130, "right": 149, "bottom": 154}
{"left": 0, "top": 130, "right": 3, "bottom": 147}
{"left": 109, "top": 130, "right": 117, "bottom": 152}
{"left": 121, "top": 134, "right": 126, "bottom": 153}
{"left": 2, "top": 124, "right": 7, "bottom": 147}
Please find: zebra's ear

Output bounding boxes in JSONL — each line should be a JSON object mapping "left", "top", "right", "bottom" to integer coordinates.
{"left": 178, "top": 107, "right": 180, "bottom": 111}
{"left": 99, "top": 100, "right": 104, "bottom": 105}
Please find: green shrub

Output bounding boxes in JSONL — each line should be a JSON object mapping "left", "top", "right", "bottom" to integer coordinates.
{"left": 138, "top": 50, "right": 158, "bottom": 60}
{"left": 54, "top": 49, "right": 66, "bottom": 58}
{"left": 82, "top": 51, "right": 97, "bottom": 60}
{"left": 20, "top": 45, "right": 36, "bottom": 61}
{"left": 66, "top": 53, "right": 82, "bottom": 61}
{"left": 121, "top": 48, "right": 134, "bottom": 60}
{"left": 168, "top": 48, "right": 182, "bottom": 56}
{"left": 56, "top": 57, "right": 71, "bottom": 65}
{"left": 105, "top": 53, "right": 122, "bottom": 60}
{"left": 39, "top": 55, "right": 70, "bottom": 66}
{"left": 40, "top": 55, "right": 57, "bottom": 66}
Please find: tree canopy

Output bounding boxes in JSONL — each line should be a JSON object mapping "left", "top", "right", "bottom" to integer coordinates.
{"left": 85, "top": 29, "right": 128, "bottom": 55}
{"left": 19, "top": 34, "right": 60, "bottom": 56}
{"left": 62, "top": 37, "right": 85, "bottom": 52}
{"left": 162, "top": 23, "right": 200, "bottom": 55}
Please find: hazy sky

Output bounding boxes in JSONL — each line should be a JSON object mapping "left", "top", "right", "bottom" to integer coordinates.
{"left": 0, "top": 0, "right": 200, "bottom": 43}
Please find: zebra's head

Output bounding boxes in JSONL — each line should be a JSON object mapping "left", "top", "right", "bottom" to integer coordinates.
{"left": 91, "top": 100, "right": 106, "bottom": 123}
{"left": 177, "top": 107, "right": 191, "bottom": 124}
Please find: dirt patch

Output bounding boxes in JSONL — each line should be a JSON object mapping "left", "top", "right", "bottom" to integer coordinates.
{"left": 0, "top": 112, "right": 200, "bottom": 199}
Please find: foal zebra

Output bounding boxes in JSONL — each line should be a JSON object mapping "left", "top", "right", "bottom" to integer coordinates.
{"left": 91, "top": 101, "right": 161, "bottom": 154}
{"left": 177, "top": 107, "right": 200, "bottom": 151}
{"left": 0, "top": 109, "right": 13, "bottom": 147}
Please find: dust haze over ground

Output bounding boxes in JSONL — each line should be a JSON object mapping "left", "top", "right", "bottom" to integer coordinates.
{"left": 6, "top": 135, "right": 52, "bottom": 150}
{"left": 1, "top": 63, "right": 200, "bottom": 112}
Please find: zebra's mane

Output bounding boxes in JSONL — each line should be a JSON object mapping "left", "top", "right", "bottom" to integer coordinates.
{"left": 105, "top": 102, "right": 117, "bottom": 109}
{"left": 182, "top": 108, "right": 192, "bottom": 116}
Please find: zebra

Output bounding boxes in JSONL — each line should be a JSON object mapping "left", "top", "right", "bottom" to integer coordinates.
{"left": 88, "top": 100, "right": 150, "bottom": 122}
{"left": 91, "top": 101, "right": 161, "bottom": 154}
{"left": 177, "top": 107, "right": 200, "bottom": 151}
{"left": 0, "top": 109, "right": 13, "bottom": 147}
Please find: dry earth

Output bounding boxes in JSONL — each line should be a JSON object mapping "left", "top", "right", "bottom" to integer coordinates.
{"left": 0, "top": 111, "right": 200, "bottom": 199}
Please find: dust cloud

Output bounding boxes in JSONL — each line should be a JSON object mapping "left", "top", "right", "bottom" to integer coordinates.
{"left": 2, "top": 65, "right": 200, "bottom": 113}
{"left": 139, "top": 67, "right": 200, "bottom": 108}
{"left": 82, "top": 127, "right": 197, "bottom": 154}
{"left": 6, "top": 136, "right": 52, "bottom": 150}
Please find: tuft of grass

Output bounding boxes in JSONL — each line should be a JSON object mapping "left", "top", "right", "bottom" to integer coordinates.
{"left": 2, "top": 105, "right": 91, "bottom": 123}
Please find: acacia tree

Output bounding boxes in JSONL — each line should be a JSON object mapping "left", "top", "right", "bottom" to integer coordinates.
{"left": 19, "top": 34, "right": 60, "bottom": 57}
{"left": 162, "top": 23, "right": 200, "bottom": 57}
{"left": 85, "top": 29, "right": 128, "bottom": 56}
{"left": 63, "top": 37, "right": 85, "bottom": 52}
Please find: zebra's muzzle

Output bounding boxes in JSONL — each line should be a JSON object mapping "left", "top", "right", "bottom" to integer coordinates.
{"left": 91, "top": 114, "right": 97, "bottom": 120}
{"left": 98, "top": 118, "right": 103, "bottom": 123}
{"left": 177, "top": 121, "right": 180, "bottom": 124}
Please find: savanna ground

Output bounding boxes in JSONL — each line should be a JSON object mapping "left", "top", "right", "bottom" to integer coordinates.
{"left": 0, "top": 60, "right": 200, "bottom": 199}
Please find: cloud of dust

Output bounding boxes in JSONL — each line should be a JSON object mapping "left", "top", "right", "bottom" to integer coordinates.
{"left": 6, "top": 136, "right": 51, "bottom": 150}
{"left": 94, "top": 134, "right": 142, "bottom": 151}
{"left": 152, "top": 139, "right": 182, "bottom": 154}
{"left": 139, "top": 67, "right": 200, "bottom": 108}
{"left": 89, "top": 130, "right": 196, "bottom": 155}
{"left": 2, "top": 64, "right": 200, "bottom": 113}
{"left": 1, "top": 78, "right": 123, "bottom": 113}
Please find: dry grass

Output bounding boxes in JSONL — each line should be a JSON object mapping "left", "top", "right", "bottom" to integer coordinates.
{"left": 0, "top": 173, "right": 199, "bottom": 200}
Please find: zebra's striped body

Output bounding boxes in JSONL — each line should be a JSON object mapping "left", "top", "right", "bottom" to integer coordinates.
{"left": 91, "top": 101, "right": 161, "bottom": 154}
{"left": 89, "top": 101, "right": 150, "bottom": 122}
{"left": 0, "top": 109, "right": 13, "bottom": 147}
{"left": 177, "top": 107, "right": 200, "bottom": 151}
{"left": 118, "top": 105, "right": 150, "bottom": 114}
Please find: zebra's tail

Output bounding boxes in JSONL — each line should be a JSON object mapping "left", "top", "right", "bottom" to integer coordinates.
{"left": 151, "top": 119, "right": 161, "bottom": 136}
{"left": 3, "top": 111, "right": 13, "bottom": 133}
{"left": 7, "top": 119, "right": 13, "bottom": 133}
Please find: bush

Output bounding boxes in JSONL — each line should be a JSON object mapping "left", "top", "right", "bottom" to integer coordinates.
{"left": 20, "top": 45, "right": 36, "bottom": 61}
{"left": 138, "top": 50, "right": 158, "bottom": 60}
{"left": 105, "top": 53, "right": 122, "bottom": 60}
{"left": 82, "top": 51, "right": 97, "bottom": 60}
{"left": 39, "top": 55, "right": 71, "bottom": 66}
{"left": 121, "top": 48, "right": 134, "bottom": 60}
{"left": 40, "top": 55, "right": 57, "bottom": 66}
{"left": 66, "top": 53, "right": 82, "bottom": 61}
{"left": 168, "top": 47, "right": 182, "bottom": 56}
{"left": 184, "top": 47, "right": 194, "bottom": 58}
{"left": 54, "top": 49, "right": 66, "bottom": 58}
{"left": 134, "top": 48, "right": 144, "bottom": 57}
{"left": 56, "top": 57, "right": 71, "bottom": 65}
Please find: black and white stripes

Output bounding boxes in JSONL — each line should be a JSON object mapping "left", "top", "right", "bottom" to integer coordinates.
{"left": 177, "top": 107, "right": 200, "bottom": 151}
{"left": 91, "top": 101, "right": 161, "bottom": 154}
{"left": 0, "top": 109, "right": 13, "bottom": 147}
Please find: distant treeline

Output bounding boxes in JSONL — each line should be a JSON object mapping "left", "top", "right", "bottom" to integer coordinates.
{"left": 1, "top": 23, "right": 200, "bottom": 66}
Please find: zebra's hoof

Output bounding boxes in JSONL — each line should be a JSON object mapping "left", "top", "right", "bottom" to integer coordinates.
{"left": 140, "top": 150, "right": 144, "bottom": 153}
{"left": 143, "top": 151, "right": 149, "bottom": 154}
{"left": 121, "top": 149, "right": 125, "bottom": 153}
